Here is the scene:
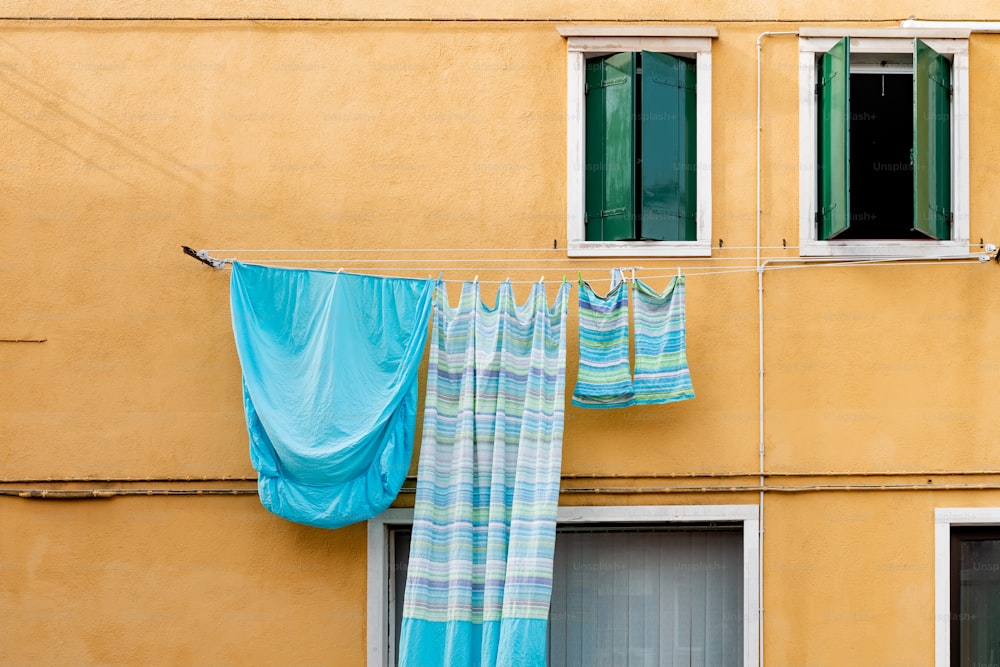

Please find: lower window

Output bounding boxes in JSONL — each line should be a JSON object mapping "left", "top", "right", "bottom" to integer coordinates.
{"left": 951, "top": 527, "right": 1000, "bottom": 666}
{"left": 934, "top": 508, "right": 1000, "bottom": 667}
{"left": 369, "top": 505, "right": 759, "bottom": 667}
{"left": 549, "top": 524, "right": 743, "bottom": 665}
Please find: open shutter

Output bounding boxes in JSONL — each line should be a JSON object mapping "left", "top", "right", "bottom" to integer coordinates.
{"left": 639, "top": 51, "right": 697, "bottom": 242}
{"left": 816, "top": 37, "right": 850, "bottom": 240}
{"left": 585, "top": 53, "right": 637, "bottom": 241}
{"left": 913, "top": 38, "right": 952, "bottom": 240}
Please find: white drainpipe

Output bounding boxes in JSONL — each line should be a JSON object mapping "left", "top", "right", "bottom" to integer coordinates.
{"left": 756, "top": 29, "right": 798, "bottom": 667}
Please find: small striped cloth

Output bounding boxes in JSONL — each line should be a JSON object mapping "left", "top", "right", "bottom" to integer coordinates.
{"left": 571, "top": 279, "right": 636, "bottom": 409}
{"left": 632, "top": 276, "right": 695, "bottom": 405}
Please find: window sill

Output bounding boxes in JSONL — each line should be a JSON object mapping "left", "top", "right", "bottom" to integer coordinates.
{"left": 799, "top": 239, "right": 971, "bottom": 258}
{"left": 567, "top": 240, "right": 712, "bottom": 258}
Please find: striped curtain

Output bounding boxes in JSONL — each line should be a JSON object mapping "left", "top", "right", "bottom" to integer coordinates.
{"left": 399, "top": 279, "right": 571, "bottom": 667}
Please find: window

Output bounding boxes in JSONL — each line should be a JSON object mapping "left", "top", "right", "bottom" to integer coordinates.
{"left": 560, "top": 27, "right": 716, "bottom": 257}
{"left": 548, "top": 524, "right": 743, "bottom": 665}
{"left": 950, "top": 527, "right": 1000, "bottom": 666}
{"left": 368, "top": 505, "right": 760, "bottom": 667}
{"left": 584, "top": 51, "right": 696, "bottom": 244}
{"left": 799, "top": 30, "right": 970, "bottom": 256}
{"left": 934, "top": 508, "right": 1000, "bottom": 667}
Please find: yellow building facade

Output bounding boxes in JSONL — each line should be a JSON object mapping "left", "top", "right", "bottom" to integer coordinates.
{"left": 3, "top": 1, "right": 1000, "bottom": 665}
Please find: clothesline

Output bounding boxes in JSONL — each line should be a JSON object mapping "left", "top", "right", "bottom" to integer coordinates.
{"left": 208, "top": 246, "right": 785, "bottom": 253}
{"left": 212, "top": 260, "right": 990, "bottom": 283}
{"left": 183, "top": 247, "right": 994, "bottom": 284}
{"left": 205, "top": 242, "right": 998, "bottom": 253}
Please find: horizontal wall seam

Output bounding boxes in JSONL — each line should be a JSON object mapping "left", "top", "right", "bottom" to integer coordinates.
{"left": 0, "top": 476, "right": 258, "bottom": 483}
{"left": 0, "top": 488, "right": 258, "bottom": 499}
{"left": 555, "top": 484, "right": 1000, "bottom": 493}
{"left": 5, "top": 470, "right": 1000, "bottom": 484}
{"left": 0, "top": 16, "right": 923, "bottom": 23}
{"left": 7, "top": 482, "right": 1000, "bottom": 499}
{"left": 561, "top": 470, "right": 1000, "bottom": 478}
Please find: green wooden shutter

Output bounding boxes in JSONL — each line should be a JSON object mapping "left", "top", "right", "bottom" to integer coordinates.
{"left": 817, "top": 37, "right": 850, "bottom": 240}
{"left": 585, "top": 53, "right": 636, "bottom": 241}
{"left": 639, "top": 51, "right": 697, "bottom": 242}
{"left": 913, "top": 38, "right": 952, "bottom": 240}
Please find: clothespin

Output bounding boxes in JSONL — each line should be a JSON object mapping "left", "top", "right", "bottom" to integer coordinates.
{"left": 337, "top": 267, "right": 344, "bottom": 274}
{"left": 473, "top": 274, "right": 478, "bottom": 284}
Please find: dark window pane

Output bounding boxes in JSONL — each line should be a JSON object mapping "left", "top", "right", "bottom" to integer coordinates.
{"left": 953, "top": 528, "right": 1000, "bottom": 667}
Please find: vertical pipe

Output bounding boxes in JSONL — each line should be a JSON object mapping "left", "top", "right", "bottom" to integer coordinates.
{"left": 756, "top": 30, "right": 798, "bottom": 667}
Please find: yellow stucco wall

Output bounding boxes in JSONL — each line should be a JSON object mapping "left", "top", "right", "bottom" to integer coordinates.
{"left": 3, "top": 3, "right": 1000, "bottom": 665}
{"left": 1, "top": 498, "right": 368, "bottom": 665}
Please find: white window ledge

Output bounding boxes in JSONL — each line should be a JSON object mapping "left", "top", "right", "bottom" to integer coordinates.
{"left": 568, "top": 240, "right": 713, "bottom": 258}
{"left": 799, "top": 240, "right": 973, "bottom": 258}
{"left": 799, "top": 26, "right": 971, "bottom": 39}
{"left": 556, "top": 25, "right": 719, "bottom": 38}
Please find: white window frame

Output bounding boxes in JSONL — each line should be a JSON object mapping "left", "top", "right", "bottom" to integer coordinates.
{"left": 367, "top": 504, "right": 760, "bottom": 667}
{"left": 798, "top": 29, "right": 970, "bottom": 257}
{"left": 559, "top": 26, "right": 716, "bottom": 258}
{"left": 934, "top": 506, "right": 1000, "bottom": 666}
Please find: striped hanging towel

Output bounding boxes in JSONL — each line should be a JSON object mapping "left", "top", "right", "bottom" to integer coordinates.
{"left": 571, "top": 278, "right": 635, "bottom": 409}
{"left": 632, "top": 276, "right": 695, "bottom": 405}
{"left": 399, "top": 279, "right": 570, "bottom": 667}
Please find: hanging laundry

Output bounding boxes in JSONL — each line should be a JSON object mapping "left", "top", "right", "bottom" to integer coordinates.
{"left": 571, "top": 277, "right": 635, "bottom": 409}
{"left": 609, "top": 266, "right": 625, "bottom": 290}
{"left": 632, "top": 276, "right": 696, "bottom": 405}
{"left": 229, "top": 262, "right": 433, "bottom": 529}
{"left": 399, "top": 279, "right": 570, "bottom": 667}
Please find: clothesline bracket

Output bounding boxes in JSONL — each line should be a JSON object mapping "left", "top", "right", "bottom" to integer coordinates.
{"left": 181, "top": 246, "right": 227, "bottom": 270}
